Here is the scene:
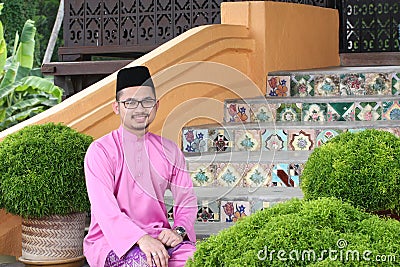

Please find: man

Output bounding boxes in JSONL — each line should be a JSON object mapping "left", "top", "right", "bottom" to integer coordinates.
{"left": 84, "top": 66, "right": 197, "bottom": 267}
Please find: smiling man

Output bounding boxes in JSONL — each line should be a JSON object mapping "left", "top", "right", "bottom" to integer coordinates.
{"left": 83, "top": 66, "right": 197, "bottom": 267}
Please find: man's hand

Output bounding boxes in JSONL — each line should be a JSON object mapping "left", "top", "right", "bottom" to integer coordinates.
{"left": 157, "top": 229, "right": 183, "bottom": 248}
{"left": 137, "top": 234, "right": 169, "bottom": 267}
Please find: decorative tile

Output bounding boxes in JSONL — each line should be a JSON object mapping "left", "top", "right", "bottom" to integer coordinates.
{"left": 215, "top": 163, "right": 245, "bottom": 187}
{"left": 251, "top": 200, "right": 271, "bottom": 213}
{"left": 250, "top": 103, "right": 276, "bottom": 122}
{"left": 208, "top": 129, "right": 233, "bottom": 152}
{"left": 314, "top": 75, "right": 340, "bottom": 96}
{"left": 302, "top": 103, "right": 327, "bottom": 122}
{"left": 290, "top": 75, "right": 314, "bottom": 97}
{"left": 271, "top": 164, "right": 293, "bottom": 187}
{"left": 234, "top": 130, "right": 261, "bottom": 151}
{"left": 327, "top": 102, "right": 355, "bottom": 121}
{"left": 382, "top": 101, "right": 400, "bottom": 120}
{"left": 378, "top": 128, "right": 400, "bottom": 137}
{"left": 392, "top": 73, "right": 400, "bottom": 95}
{"left": 276, "top": 103, "right": 302, "bottom": 122}
{"left": 261, "top": 129, "right": 288, "bottom": 151}
{"left": 348, "top": 128, "right": 366, "bottom": 133}
{"left": 225, "top": 102, "right": 251, "bottom": 123}
{"left": 289, "top": 163, "right": 303, "bottom": 187}
{"left": 355, "top": 102, "right": 382, "bottom": 121}
{"left": 165, "top": 203, "right": 174, "bottom": 221}
{"left": 197, "top": 200, "right": 220, "bottom": 222}
{"left": 315, "top": 129, "right": 341, "bottom": 147}
{"left": 288, "top": 130, "right": 315, "bottom": 151}
{"left": 220, "top": 200, "right": 251, "bottom": 222}
{"left": 182, "top": 129, "right": 208, "bottom": 153}
{"left": 340, "top": 73, "right": 366, "bottom": 95}
{"left": 267, "top": 76, "right": 290, "bottom": 97}
{"left": 243, "top": 163, "right": 272, "bottom": 187}
{"left": 365, "top": 73, "right": 391, "bottom": 95}
{"left": 188, "top": 163, "right": 216, "bottom": 187}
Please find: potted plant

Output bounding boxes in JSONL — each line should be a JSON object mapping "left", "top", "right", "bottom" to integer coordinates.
{"left": 0, "top": 123, "right": 93, "bottom": 265}
{"left": 301, "top": 129, "right": 400, "bottom": 219}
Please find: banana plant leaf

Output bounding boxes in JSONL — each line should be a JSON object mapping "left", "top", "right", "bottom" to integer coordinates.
{"left": 19, "top": 76, "right": 62, "bottom": 102}
{"left": 0, "top": 106, "right": 44, "bottom": 131}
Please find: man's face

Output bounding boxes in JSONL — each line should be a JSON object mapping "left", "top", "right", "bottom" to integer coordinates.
{"left": 113, "top": 86, "right": 158, "bottom": 135}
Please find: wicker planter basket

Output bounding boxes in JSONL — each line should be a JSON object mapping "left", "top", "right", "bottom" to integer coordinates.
{"left": 20, "top": 213, "right": 86, "bottom": 262}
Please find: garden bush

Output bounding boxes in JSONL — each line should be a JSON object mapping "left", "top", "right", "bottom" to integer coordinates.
{"left": 301, "top": 129, "right": 400, "bottom": 214}
{"left": 0, "top": 123, "right": 93, "bottom": 218}
{"left": 186, "top": 198, "right": 400, "bottom": 266}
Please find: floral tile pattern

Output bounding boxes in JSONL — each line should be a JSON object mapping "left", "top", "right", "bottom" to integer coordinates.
{"left": 234, "top": 130, "right": 261, "bottom": 151}
{"left": 327, "top": 102, "right": 355, "bottom": 121}
{"left": 365, "top": 73, "right": 391, "bottom": 95}
{"left": 250, "top": 103, "right": 276, "bottom": 122}
{"left": 208, "top": 129, "right": 233, "bottom": 152}
{"left": 267, "top": 76, "right": 290, "bottom": 97}
{"left": 355, "top": 102, "right": 382, "bottom": 121}
{"left": 290, "top": 75, "right": 314, "bottom": 97}
{"left": 289, "top": 163, "right": 303, "bottom": 187}
{"left": 315, "top": 129, "right": 341, "bottom": 147}
{"left": 302, "top": 103, "right": 327, "bottom": 122}
{"left": 288, "top": 130, "right": 315, "bottom": 151}
{"left": 392, "top": 73, "right": 400, "bottom": 95}
{"left": 271, "top": 164, "right": 292, "bottom": 187}
{"left": 314, "top": 75, "right": 340, "bottom": 96}
{"left": 276, "top": 103, "right": 302, "bottom": 122}
{"left": 221, "top": 200, "right": 251, "bottom": 222}
{"left": 382, "top": 101, "right": 400, "bottom": 120}
{"left": 215, "top": 163, "right": 244, "bottom": 187}
{"left": 197, "top": 200, "right": 220, "bottom": 222}
{"left": 225, "top": 102, "right": 251, "bottom": 123}
{"left": 182, "top": 129, "right": 208, "bottom": 153}
{"left": 188, "top": 163, "right": 216, "bottom": 186}
{"left": 261, "top": 129, "right": 288, "bottom": 151}
{"left": 340, "top": 73, "right": 366, "bottom": 95}
{"left": 243, "top": 164, "right": 272, "bottom": 187}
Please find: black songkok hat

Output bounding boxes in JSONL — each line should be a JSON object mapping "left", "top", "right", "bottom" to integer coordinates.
{"left": 116, "top": 66, "right": 155, "bottom": 94}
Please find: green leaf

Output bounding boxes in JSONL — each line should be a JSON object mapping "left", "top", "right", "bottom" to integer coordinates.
{"left": 0, "top": 82, "right": 21, "bottom": 100}
{"left": 15, "top": 20, "right": 36, "bottom": 70}
{"left": 6, "top": 97, "right": 48, "bottom": 113}
{"left": 20, "top": 76, "right": 63, "bottom": 102}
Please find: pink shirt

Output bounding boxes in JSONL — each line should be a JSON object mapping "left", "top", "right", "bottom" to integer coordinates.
{"left": 83, "top": 126, "right": 197, "bottom": 266}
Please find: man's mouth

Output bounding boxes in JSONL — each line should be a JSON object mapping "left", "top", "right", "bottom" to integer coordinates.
{"left": 132, "top": 114, "right": 148, "bottom": 122}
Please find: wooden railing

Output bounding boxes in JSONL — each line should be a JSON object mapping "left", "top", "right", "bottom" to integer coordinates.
{"left": 61, "top": 0, "right": 335, "bottom": 60}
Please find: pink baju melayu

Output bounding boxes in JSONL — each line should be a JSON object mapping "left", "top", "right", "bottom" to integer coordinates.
{"left": 84, "top": 126, "right": 197, "bottom": 267}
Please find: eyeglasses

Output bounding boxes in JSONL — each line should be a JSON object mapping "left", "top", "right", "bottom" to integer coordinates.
{"left": 118, "top": 99, "right": 157, "bottom": 109}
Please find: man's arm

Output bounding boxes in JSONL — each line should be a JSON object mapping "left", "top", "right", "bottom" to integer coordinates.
{"left": 169, "top": 149, "right": 198, "bottom": 242}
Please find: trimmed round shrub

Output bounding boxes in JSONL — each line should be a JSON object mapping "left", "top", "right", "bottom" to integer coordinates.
{"left": 0, "top": 123, "right": 93, "bottom": 218}
{"left": 301, "top": 129, "right": 400, "bottom": 214}
{"left": 187, "top": 198, "right": 400, "bottom": 266}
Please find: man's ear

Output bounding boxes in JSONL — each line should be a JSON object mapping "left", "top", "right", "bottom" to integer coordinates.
{"left": 112, "top": 102, "right": 120, "bottom": 114}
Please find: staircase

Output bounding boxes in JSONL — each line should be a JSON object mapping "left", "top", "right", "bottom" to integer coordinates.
{"left": 175, "top": 65, "right": 400, "bottom": 238}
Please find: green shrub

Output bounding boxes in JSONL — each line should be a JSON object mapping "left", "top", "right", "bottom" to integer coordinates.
{"left": 301, "top": 129, "right": 400, "bottom": 214}
{"left": 0, "top": 123, "right": 93, "bottom": 218}
{"left": 187, "top": 198, "right": 400, "bottom": 266}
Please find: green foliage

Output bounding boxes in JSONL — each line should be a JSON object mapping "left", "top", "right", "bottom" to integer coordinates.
{"left": 0, "top": 18, "right": 63, "bottom": 131}
{"left": 0, "top": 123, "right": 93, "bottom": 218}
{"left": 187, "top": 198, "right": 400, "bottom": 266}
{"left": 1, "top": 0, "right": 61, "bottom": 66}
{"left": 301, "top": 129, "right": 400, "bottom": 213}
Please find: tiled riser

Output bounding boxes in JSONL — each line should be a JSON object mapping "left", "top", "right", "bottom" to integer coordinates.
{"left": 187, "top": 162, "right": 303, "bottom": 188}
{"left": 182, "top": 127, "right": 400, "bottom": 153}
{"left": 266, "top": 72, "right": 400, "bottom": 97}
{"left": 224, "top": 100, "right": 400, "bottom": 123}
{"left": 167, "top": 199, "right": 282, "bottom": 223}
